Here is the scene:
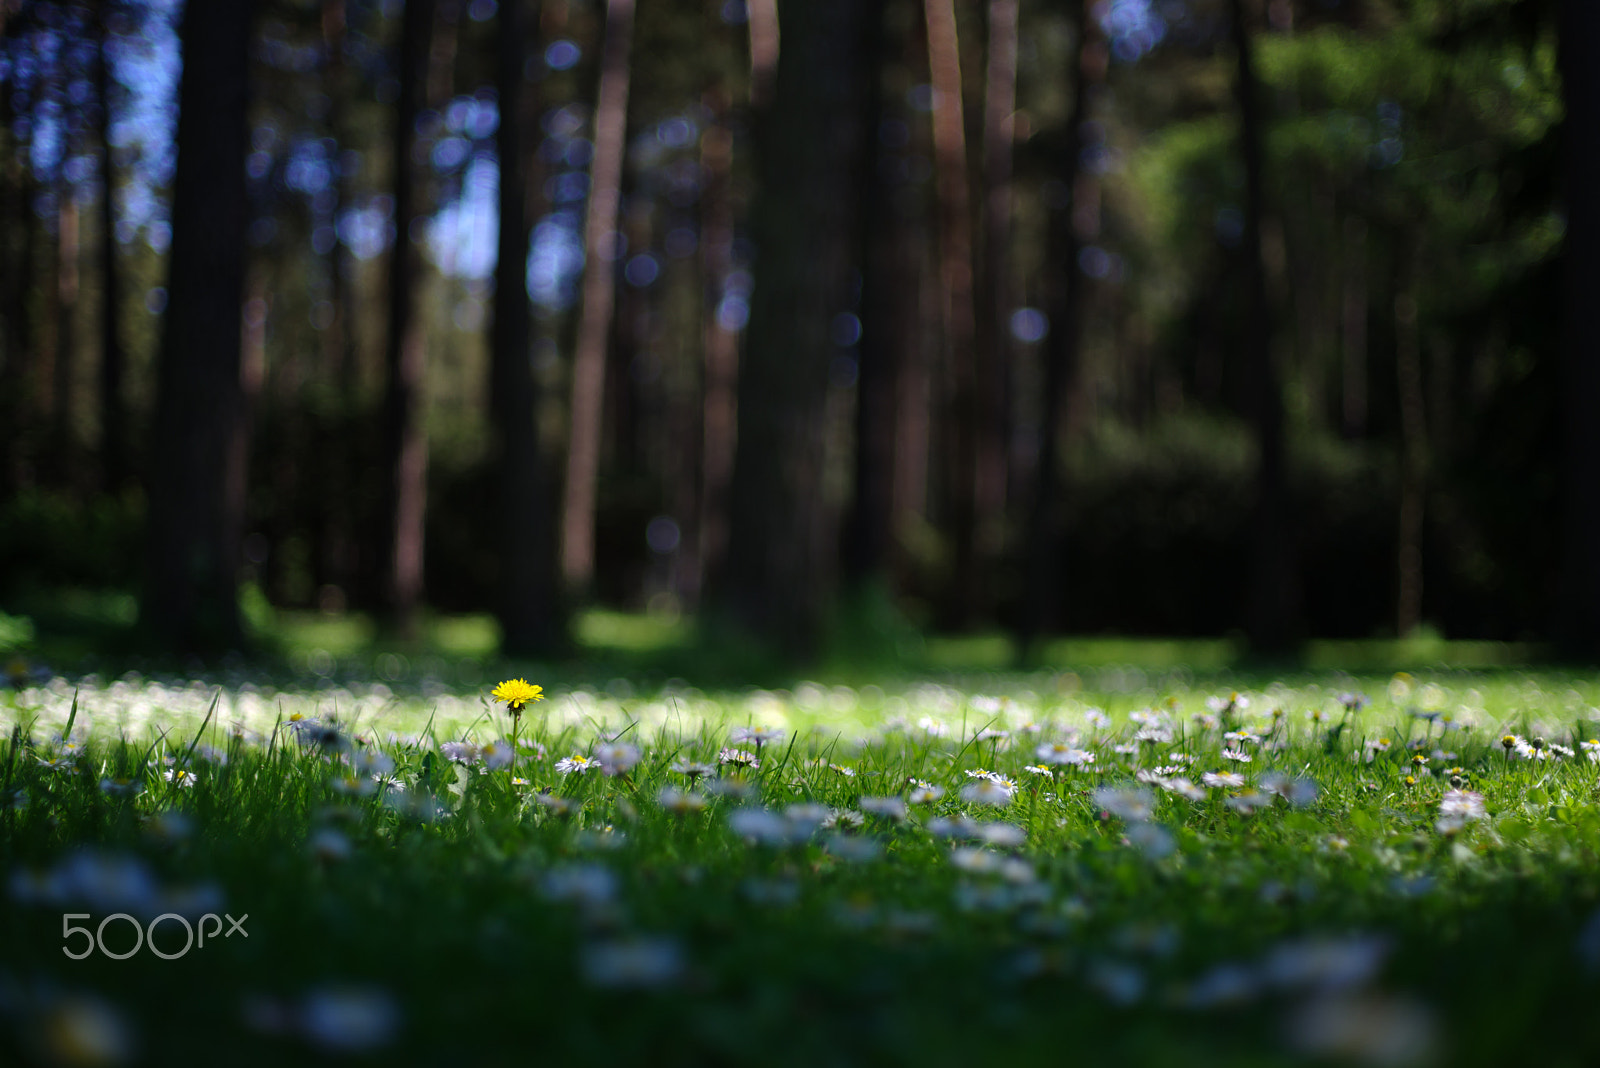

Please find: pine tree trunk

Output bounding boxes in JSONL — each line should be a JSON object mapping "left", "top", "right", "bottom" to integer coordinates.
{"left": 1340, "top": 212, "right": 1368, "bottom": 438}
{"left": 1394, "top": 281, "right": 1426, "bottom": 638}
{"left": 1017, "top": 0, "right": 1095, "bottom": 655}
{"left": 843, "top": 0, "right": 894, "bottom": 589}
{"left": 975, "top": 0, "right": 1017, "bottom": 531}
{"left": 717, "top": 0, "right": 874, "bottom": 654}
{"left": 1232, "top": 0, "right": 1297, "bottom": 653}
{"left": 53, "top": 191, "right": 79, "bottom": 485}
{"left": 95, "top": 1, "right": 125, "bottom": 494}
{"left": 560, "top": 0, "right": 634, "bottom": 593}
{"left": 693, "top": 106, "right": 736, "bottom": 609}
{"left": 492, "top": 0, "right": 561, "bottom": 655}
{"left": 141, "top": 0, "right": 253, "bottom": 650}
{"left": 924, "top": 0, "right": 981, "bottom": 628}
{"left": 380, "top": 0, "right": 435, "bottom": 637}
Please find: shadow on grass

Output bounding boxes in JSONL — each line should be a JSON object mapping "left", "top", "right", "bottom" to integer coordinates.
{"left": 0, "top": 584, "right": 1563, "bottom": 691}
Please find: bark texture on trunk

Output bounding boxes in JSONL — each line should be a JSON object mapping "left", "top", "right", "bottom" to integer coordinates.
{"left": 560, "top": 0, "right": 635, "bottom": 593}
{"left": 1232, "top": 0, "right": 1297, "bottom": 653}
{"left": 380, "top": 0, "right": 435, "bottom": 636}
{"left": 1017, "top": 0, "right": 1095, "bottom": 655}
{"left": 695, "top": 110, "right": 737, "bottom": 606}
{"left": 975, "top": 0, "right": 1017, "bottom": 525}
{"left": 923, "top": 0, "right": 981, "bottom": 627}
{"left": 492, "top": 0, "right": 561, "bottom": 655}
{"left": 716, "top": 0, "right": 874, "bottom": 654}
{"left": 1394, "top": 285, "right": 1426, "bottom": 637}
{"left": 141, "top": 0, "right": 254, "bottom": 650}
{"left": 95, "top": 1, "right": 126, "bottom": 494}
{"left": 843, "top": 0, "right": 894, "bottom": 588}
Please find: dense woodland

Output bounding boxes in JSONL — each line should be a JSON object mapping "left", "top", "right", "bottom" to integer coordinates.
{"left": 0, "top": 0, "right": 1595, "bottom": 658}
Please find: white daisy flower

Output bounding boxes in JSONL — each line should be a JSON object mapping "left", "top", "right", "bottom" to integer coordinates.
{"left": 1036, "top": 742, "right": 1095, "bottom": 767}
{"left": 477, "top": 740, "right": 514, "bottom": 771}
{"left": 656, "top": 786, "right": 709, "bottom": 814}
{"left": 1092, "top": 786, "right": 1154, "bottom": 823}
{"left": 440, "top": 741, "right": 480, "bottom": 764}
{"left": 594, "top": 742, "right": 641, "bottom": 776}
{"left": 960, "top": 778, "right": 1015, "bottom": 807}
{"left": 730, "top": 726, "right": 785, "bottom": 747}
{"left": 669, "top": 759, "right": 716, "bottom": 778}
{"left": 859, "top": 796, "right": 908, "bottom": 820}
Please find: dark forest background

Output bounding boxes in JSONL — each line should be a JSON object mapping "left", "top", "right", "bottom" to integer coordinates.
{"left": 1, "top": 0, "right": 1598, "bottom": 662}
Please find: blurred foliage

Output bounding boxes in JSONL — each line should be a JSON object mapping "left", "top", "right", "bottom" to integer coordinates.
{"left": 0, "top": 0, "right": 1582, "bottom": 653}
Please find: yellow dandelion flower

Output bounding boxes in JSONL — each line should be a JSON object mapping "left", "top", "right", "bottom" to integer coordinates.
{"left": 492, "top": 678, "right": 545, "bottom": 713}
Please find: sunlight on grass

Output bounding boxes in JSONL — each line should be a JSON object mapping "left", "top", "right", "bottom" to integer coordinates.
{"left": 574, "top": 608, "right": 693, "bottom": 652}
{"left": 7, "top": 668, "right": 1600, "bottom": 1063}
{"left": 1303, "top": 637, "right": 1545, "bottom": 672}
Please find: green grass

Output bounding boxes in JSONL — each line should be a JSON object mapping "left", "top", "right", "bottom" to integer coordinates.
{"left": 5, "top": 668, "right": 1600, "bottom": 1065}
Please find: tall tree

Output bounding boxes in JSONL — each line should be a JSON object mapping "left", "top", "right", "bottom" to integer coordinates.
{"left": 560, "top": 0, "right": 635, "bottom": 593}
{"left": 94, "top": 0, "right": 125, "bottom": 494}
{"left": 142, "top": 0, "right": 253, "bottom": 649}
{"left": 1017, "top": 0, "right": 1096, "bottom": 655}
{"left": 0, "top": 15, "right": 34, "bottom": 495}
{"left": 1231, "top": 0, "right": 1297, "bottom": 653}
{"left": 694, "top": 102, "right": 737, "bottom": 607}
{"left": 490, "top": 0, "right": 560, "bottom": 655}
{"left": 313, "top": 0, "right": 360, "bottom": 601}
{"left": 1560, "top": 0, "right": 1600, "bottom": 655}
{"left": 843, "top": 0, "right": 895, "bottom": 589}
{"left": 1340, "top": 212, "right": 1368, "bottom": 438}
{"left": 975, "top": 0, "right": 1018, "bottom": 530}
{"left": 923, "top": 0, "right": 981, "bottom": 627}
{"left": 716, "top": 0, "right": 873, "bottom": 653}
{"left": 53, "top": 184, "right": 78, "bottom": 481}
{"left": 379, "top": 0, "right": 435, "bottom": 636}
{"left": 1394, "top": 279, "right": 1426, "bottom": 637}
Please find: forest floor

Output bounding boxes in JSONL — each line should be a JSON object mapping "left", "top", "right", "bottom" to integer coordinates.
{"left": 3, "top": 631, "right": 1599, "bottom": 1065}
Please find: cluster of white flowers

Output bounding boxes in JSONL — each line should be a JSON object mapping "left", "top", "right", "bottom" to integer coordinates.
{"left": 1436, "top": 788, "right": 1487, "bottom": 835}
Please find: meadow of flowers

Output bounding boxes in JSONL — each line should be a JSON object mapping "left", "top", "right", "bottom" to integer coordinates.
{"left": 6, "top": 665, "right": 1600, "bottom": 1065}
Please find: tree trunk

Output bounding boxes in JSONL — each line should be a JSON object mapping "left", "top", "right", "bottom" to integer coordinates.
{"left": 746, "top": 0, "right": 779, "bottom": 108}
{"left": 1016, "top": 0, "right": 1095, "bottom": 655}
{"left": 95, "top": 0, "right": 126, "bottom": 495}
{"left": 843, "top": 0, "right": 894, "bottom": 589}
{"left": 1340, "top": 212, "right": 1367, "bottom": 438}
{"left": 560, "top": 0, "right": 634, "bottom": 593}
{"left": 1560, "top": 0, "right": 1600, "bottom": 656}
{"left": 975, "top": 0, "right": 1017, "bottom": 530}
{"left": 716, "top": 0, "right": 874, "bottom": 654}
{"left": 0, "top": 73, "right": 18, "bottom": 495}
{"left": 923, "top": 0, "right": 981, "bottom": 628}
{"left": 141, "top": 0, "right": 253, "bottom": 651}
{"left": 492, "top": 0, "right": 561, "bottom": 655}
{"left": 694, "top": 105, "right": 736, "bottom": 608}
{"left": 0, "top": 80, "right": 37, "bottom": 492}
{"left": 1394, "top": 283, "right": 1426, "bottom": 637}
{"left": 1232, "top": 0, "right": 1297, "bottom": 653}
{"left": 53, "top": 191, "right": 79, "bottom": 484}
{"left": 314, "top": 0, "right": 358, "bottom": 600}
{"left": 380, "top": 0, "right": 435, "bottom": 637}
